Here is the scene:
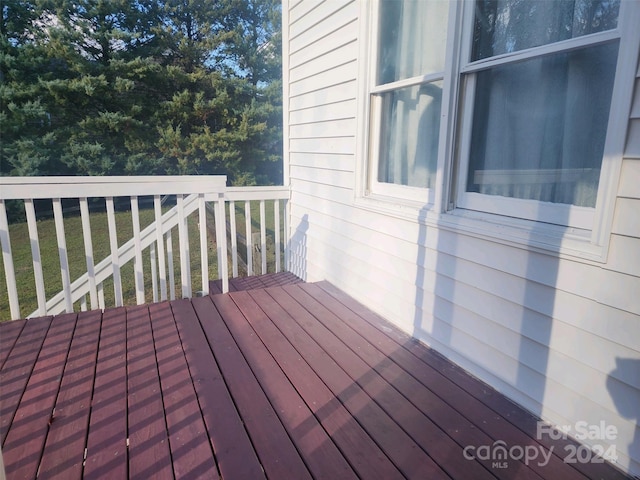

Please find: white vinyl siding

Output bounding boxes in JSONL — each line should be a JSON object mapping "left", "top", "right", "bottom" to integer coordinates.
{"left": 286, "top": 0, "right": 359, "bottom": 281}
{"left": 284, "top": 0, "right": 640, "bottom": 476}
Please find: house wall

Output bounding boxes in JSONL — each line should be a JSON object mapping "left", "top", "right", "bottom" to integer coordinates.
{"left": 284, "top": 0, "right": 640, "bottom": 475}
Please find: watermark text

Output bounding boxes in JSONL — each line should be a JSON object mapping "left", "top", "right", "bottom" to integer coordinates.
{"left": 463, "top": 421, "right": 618, "bottom": 469}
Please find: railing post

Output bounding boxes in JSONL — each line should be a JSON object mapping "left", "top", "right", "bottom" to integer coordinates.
{"left": 284, "top": 198, "right": 291, "bottom": 273}
{"left": 199, "top": 194, "right": 209, "bottom": 296}
{"left": 216, "top": 194, "right": 229, "bottom": 293}
{"left": 0, "top": 200, "right": 20, "bottom": 320}
{"left": 177, "top": 194, "right": 191, "bottom": 298}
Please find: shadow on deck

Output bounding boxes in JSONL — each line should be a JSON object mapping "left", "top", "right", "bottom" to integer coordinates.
{"left": 0, "top": 273, "right": 631, "bottom": 479}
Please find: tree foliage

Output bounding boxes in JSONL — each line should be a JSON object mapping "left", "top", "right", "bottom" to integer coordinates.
{"left": 0, "top": 0, "right": 282, "bottom": 185}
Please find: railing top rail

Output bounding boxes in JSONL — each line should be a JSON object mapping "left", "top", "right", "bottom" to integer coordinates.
{"left": 224, "top": 185, "right": 290, "bottom": 201}
{"left": 0, "top": 175, "right": 227, "bottom": 199}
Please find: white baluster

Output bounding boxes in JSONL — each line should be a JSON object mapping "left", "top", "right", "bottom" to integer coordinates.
{"left": 0, "top": 200, "right": 20, "bottom": 320}
{"left": 154, "top": 195, "right": 167, "bottom": 301}
{"left": 245, "top": 201, "right": 253, "bottom": 276}
{"left": 131, "top": 196, "right": 145, "bottom": 305}
{"left": 199, "top": 194, "right": 209, "bottom": 296}
{"left": 216, "top": 195, "right": 229, "bottom": 293}
{"left": 25, "top": 199, "right": 47, "bottom": 316}
{"left": 166, "top": 231, "right": 176, "bottom": 301}
{"left": 229, "top": 200, "right": 238, "bottom": 278}
{"left": 274, "top": 199, "right": 281, "bottom": 273}
{"left": 260, "top": 200, "right": 266, "bottom": 275}
{"left": 150, "top": 242, "right": 158, "bottom": 303}
{"left": 79, "top": 197, "right": 98, "bottom": 310}
{"left": 98, "top": 282, "right": 105, "bottom": 310}
{"left": 177, "top": 194, "right": 191, "bottom": 298}
{"left": 52, "top": 198, "right": 73, "bottom": 313}
{"left": 106, "top": 197, "right": 123, "bottom": 307}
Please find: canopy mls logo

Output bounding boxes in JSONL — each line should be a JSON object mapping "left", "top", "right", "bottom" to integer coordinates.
{"left": 463, "top": 421, "right": 618, "bottom": 469}
{"left": 463, "top": 440, "right": 554, "bottom": 469}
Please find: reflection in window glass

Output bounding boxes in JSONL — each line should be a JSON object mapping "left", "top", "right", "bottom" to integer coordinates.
{"left": 472, "top": 0, "right": 620, "bottom": 61}
{"left": 466, "top": 42, "right": 618, "bottom": 207}
{"left": 378, "top": 82, "right": 443, "bottom": 188}
{"left": 377, "top": 0, "right": 448, "bottom": 84}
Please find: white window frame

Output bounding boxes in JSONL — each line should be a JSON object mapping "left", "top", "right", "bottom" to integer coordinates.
{"left": 455, "top": 5, "right": 621, "bottom": 231}
{"left": 369, "top": 76, "right": 444, "bottom": 204}
{"left": 449, "top": 0, "right": 640, "bottom": 257}
{"left": 356, "top": 0, "right": 640, "bottom": 261}
{"left": 358, "top": 0, "right": 456, "bottom": 208}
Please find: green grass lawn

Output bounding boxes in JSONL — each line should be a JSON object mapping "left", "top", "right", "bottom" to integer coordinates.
{"left": 0, "top": 199, "right": 285, "bottom": 321}
{"left": 230, "top": 200, "right": 286, "bottom": 275}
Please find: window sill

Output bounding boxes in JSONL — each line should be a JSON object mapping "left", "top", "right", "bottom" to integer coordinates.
{"left": 435, "top": 209, "right": 608, "bottom": 263}
{"left": 354, "top": 191, "right": 434, "bottom": 221}
{"left": 354, "top": 193, "right": 609, "bottom": 263}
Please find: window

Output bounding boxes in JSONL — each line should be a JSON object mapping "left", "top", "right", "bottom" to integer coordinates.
{"left": 366, "top": 0, "right": 449, "bottom": 201}
{"left": 455, "top": 0, "right": 623, "bottom": 230}
{"left": 360, "top": 0, "right": 638, "bottom": 254}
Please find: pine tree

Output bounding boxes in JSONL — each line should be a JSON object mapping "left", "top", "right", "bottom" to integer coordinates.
{"left": 0, "top": 0, "right": 283, "bottom": 184}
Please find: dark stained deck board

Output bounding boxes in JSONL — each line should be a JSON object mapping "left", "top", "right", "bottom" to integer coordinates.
{"left": 288, "top": 283, "right": 539, "bottom": 480}
{"left": 279, "top": 284, "right": 502, "bottom": 480}
{"left": 304, "top": 282, "right": 570, "bottom": 480}
{"left": 192, "top": 294, "right": 313, "bottom": 480}
{"left": 148, "top": 301, "right": 218, "bottom": 479}
{"left": 260, "top": 286, "right": 451, "bottom": 479}
{"left": 209, "top": 271, "right": 302, "bottom": 294}
{"left": 241, "top": 288, "right": 408, "bottom": 480}
{"left": 257, "top": 271, "right": 303, "bottom": 288}
{"left": 125, "top": 304, "right": 173, "bottom": 479}
{"left": 83, "top": 307, "right": 128, "bottom": 480}
{"left": 314, "top": 281, "right": 629, "bottom": 480}
{"left": 0, "top": 315, "right": 53, "bottom": 443}
{"left": 0, "top": 319, "right": 26, "bottom": 369}
{"left": 170, "top": 298, "right": 266, "bottom": 479}
{"left": 2, "top": 313, "right": 76, "bottom": 479}
{"left": 384, "top": 328, "right": 634, "bottom": 480}
{"left": 0, "top": 273, "right": 632, "bottom": 480}
{"left": 38, "top": 310, "right": 102, "bottom": 479}
{"left": 222, "top": 291, "right": 359, "bottom": 480}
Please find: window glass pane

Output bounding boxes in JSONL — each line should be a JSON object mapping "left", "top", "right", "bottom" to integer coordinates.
{"left": 472, "top": 0, "right": 620, "bottom": 61}
{"left": 378, "top": 82, "right": 443, "bottom": 188}
{"left": 377, "top": 0, "right": 449, "bottom": 84}
{"left": 466, "top": 42, "right": 618, "bottom": 208}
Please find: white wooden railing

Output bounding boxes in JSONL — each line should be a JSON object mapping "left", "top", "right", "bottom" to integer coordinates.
{"left": 0, "top": 176, "right": 290, "bottom": 321}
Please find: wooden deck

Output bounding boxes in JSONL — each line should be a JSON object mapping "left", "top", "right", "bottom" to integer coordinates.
{"left": 0, "top": 274, "right": 631, "bottom": 479}
{"left": 208, "top": 271, "right": 303, "bottom": 294}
